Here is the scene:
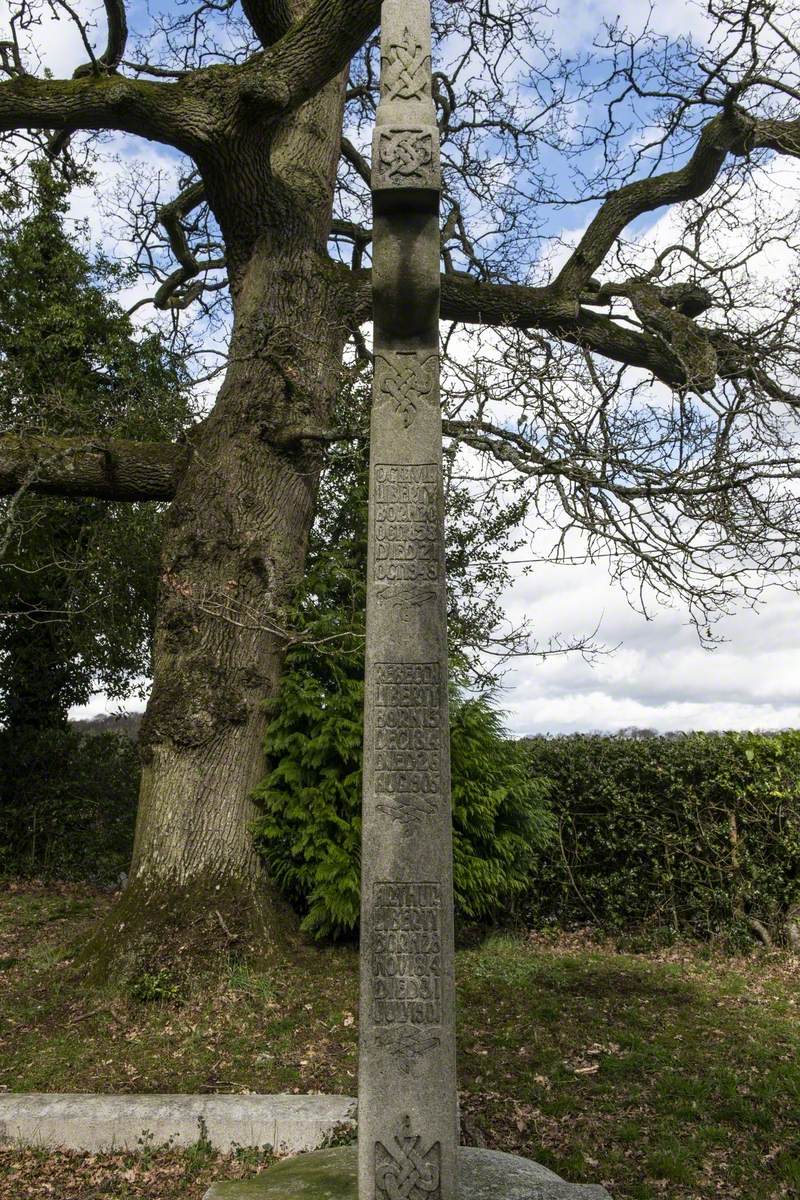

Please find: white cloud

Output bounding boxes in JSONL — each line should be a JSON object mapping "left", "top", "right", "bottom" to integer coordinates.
{"left": 495, "top": 555, "right": 800, "bottom": 735}
{"left": 34, "top": 0, "right": 795, "bottom": 738}
{"left": 545, "top": 0, "right": 713, "bottom": 54}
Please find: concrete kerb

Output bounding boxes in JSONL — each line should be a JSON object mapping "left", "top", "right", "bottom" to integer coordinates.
{"left": 0, "top": 1093, "right": 357, "bottom": 1154}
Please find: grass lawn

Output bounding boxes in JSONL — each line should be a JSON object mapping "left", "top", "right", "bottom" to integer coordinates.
{"left": 1, "top": 882, "right": 799, "bottom": 1198}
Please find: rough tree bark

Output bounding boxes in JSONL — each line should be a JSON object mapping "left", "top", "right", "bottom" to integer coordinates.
{"left": 3, "top": 0, "right": 800, "bottom": 975}
{"left": 82, "top": 67, "right": 360, "bottom": 972}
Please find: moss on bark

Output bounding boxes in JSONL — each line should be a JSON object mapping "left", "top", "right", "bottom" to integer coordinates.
{"left": 76, "top": 871, "right": 299, "bottom": 985}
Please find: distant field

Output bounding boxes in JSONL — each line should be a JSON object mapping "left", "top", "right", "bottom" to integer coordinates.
{"left": 1, "top": 883, "right": 799, "bottom": 1199}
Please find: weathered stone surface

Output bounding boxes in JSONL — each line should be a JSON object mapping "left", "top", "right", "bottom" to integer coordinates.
{"left": 203, "top": 1146, "right": 613, "bottom": 1199}
{"left": 360, "top": 2, "right": 457, "bottom": 1200}
{"left": 0, "top": 1094, "right": 356, "bottom": 1154}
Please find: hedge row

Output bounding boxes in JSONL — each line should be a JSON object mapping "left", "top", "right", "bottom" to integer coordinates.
{"left": 4, "top": 723, "right": 799, "bottom": 943}
{"left": 522, "top": 731, "right": 800, "bottom": 939}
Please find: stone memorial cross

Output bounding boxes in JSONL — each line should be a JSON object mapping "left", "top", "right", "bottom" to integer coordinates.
{"left": 203, "top": 7, "right": 614, "bottom": 1197}
{"left": 359, "top": 2, "right": 457, "bottom": 1199}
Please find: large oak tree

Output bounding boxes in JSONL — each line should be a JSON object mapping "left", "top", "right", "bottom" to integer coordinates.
{"left": 3, "top": 0, "right": 800, "bottom": 968}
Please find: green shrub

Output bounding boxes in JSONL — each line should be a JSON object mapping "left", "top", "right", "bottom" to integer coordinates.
{"left": 253, "top": 675, "right": 553, "bottom": 940}
{"left": 0, "top": 726, "right": 140, "bottom": 882}
{"left": 523, "top": 731, "right": 800, "bottom": 938}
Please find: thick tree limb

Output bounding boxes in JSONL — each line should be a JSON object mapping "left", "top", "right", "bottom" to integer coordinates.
{"left": 341, "top": 134, "right": 372, "bottom": 184}
{"left": 0, "top": 73, "right": 215, "bottom": 155}
{"left": 555, "top": 107, "right": 800, "bottom": 295}
{"left": 241, "top": 0, "right": 293, "bottom": 48}
{"left": 243, "top": 0, "right": 381, "bottom": 114}
{"left": 159, "top": 181, "right": 208, "bottom": 271}
{"left": 74, "top": 0, "right": 129, "bottom": 76}
{"left": 0, "top": 435, "right": 189, "bottom": 502}
{"left": 348, "top": 270, "right": 688, "bottom": 387}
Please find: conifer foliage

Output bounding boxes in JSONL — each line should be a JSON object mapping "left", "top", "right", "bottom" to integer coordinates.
{"left": 253, "top": 385, "right": 553, "bottom": 938}
{"left": 0, "top": 162, "right": 192, "bottom": 872}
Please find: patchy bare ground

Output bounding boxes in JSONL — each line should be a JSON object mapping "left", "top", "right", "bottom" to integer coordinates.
{"left": 0, "top": 1143, "right": 276, "bottom": 1199}
{"left": 1, "top": 883, "right": 799, "bottom": 1199}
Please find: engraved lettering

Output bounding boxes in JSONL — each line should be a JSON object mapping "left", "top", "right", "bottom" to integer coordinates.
{"left": 371, "top": 882, "right": 442, "bottom": 1026}
{"left": 374, "top": 464, "right": 441, "bottom": 587}
{"left": 372, "top": 664, "right": 441, "bottom": 828}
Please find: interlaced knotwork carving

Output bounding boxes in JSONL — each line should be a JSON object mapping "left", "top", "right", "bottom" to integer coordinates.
{"left": 377, "top": 129, "right": 435, "bottom": 185}
{"left": 383, "top": 27, "right": 430, "bottom": 101}
{"left": 376, "top": 352, "right": 438, "bottom": 428}
{"left": 375, "top": 1115, "right": 441, "bottom": 1199}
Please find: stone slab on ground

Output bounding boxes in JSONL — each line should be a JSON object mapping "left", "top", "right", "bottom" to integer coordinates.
{"left": 0, "top": 1094, "right": 357, "bottom": 1154}
{"left": 203, "top": 1146, "right": 613, "bottom": 1198}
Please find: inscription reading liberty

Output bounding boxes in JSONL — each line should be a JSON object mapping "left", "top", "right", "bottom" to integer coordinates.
{"left": 382, "top": 27, "right": 430, "bottom": 101}
{"left": 374, "top": 464, "right": 440, "bottom": 584}
{"left": 375, "top": 1115, "right": 441, "bottom": 1200}
{"left": 374, "top": 663, "right": 441, "bottom": 828}
{"left": 372, "top": 882, "right": 442, "bottom": 1027}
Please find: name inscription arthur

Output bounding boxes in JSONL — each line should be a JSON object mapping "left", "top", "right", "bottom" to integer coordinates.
{"left": 371, "top": 882, "right": 442, "bottom": 1027}
{"left": 374, "top": 464, "right": 440, "bottom": 584}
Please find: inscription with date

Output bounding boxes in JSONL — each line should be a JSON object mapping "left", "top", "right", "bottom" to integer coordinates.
{"left": 374, "top": 464, "right": 440, "bottom": 584}
{"left": 371, "top": 882, "right": 442, "bottom": 1026}
{"left": 373, "top": 663, "right": 441, "bottom": 828}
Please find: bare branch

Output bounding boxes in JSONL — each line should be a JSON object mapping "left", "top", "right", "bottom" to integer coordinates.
{"left": 555, "top": 107, "right": 800, "bottom": 296}
{"left": 48, "top": 1, "right": 130, "bottom": 157}
{"left": 341, "top": 134, "right": 371, "bottom": 185}
{"left": 73, "top": 0, "right": 129, "bottom": 77}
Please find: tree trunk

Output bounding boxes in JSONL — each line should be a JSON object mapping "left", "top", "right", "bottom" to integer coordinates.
{"left": 81, "top": 73, "right": 352, "bottom": 978}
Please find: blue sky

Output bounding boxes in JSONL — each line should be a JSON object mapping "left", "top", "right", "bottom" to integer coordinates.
{"left": 6, "top": 0, "right": 800, "bottom": 735}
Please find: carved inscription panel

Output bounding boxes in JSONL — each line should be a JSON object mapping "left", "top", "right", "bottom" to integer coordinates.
{"left": 375, "top": 1115, "right": 441, "bottom": 1200}
{"left": 373, "top": 663, "right": 441, "bottom": 828}
{"left": 371, "top": 882, "right": 442, "bottom": 1026}
{"left": 374, "top": 464, "right": 440, "bottom": 585}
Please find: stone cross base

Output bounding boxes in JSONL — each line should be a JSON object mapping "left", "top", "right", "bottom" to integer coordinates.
{"left": 203, "top": 1145, "right": 613, "bottom": 1199}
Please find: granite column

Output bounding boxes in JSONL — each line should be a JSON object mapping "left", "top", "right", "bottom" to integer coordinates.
{"left": 358, "top": 3, "right": 457, "bottom": 1200}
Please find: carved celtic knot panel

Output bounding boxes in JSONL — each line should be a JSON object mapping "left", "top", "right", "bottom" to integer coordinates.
{"left": 376, "top": 128, "right": 436, "bottom": 187}
{"left": 375, "top": 1114, "right": 441, "bottom": 1200}
{"left": 382, "top": 27, "right": 431, "bottom": 101}
{"left": 376, "top": 1028, "right": 442, "bottom": 1075}
{"left": 376, "top": 351, "right": 438, "bottom": 429}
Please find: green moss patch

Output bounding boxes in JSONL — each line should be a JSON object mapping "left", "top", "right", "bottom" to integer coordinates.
{"left": 1, "top": 886, "right": 799, "bottom": 1199}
